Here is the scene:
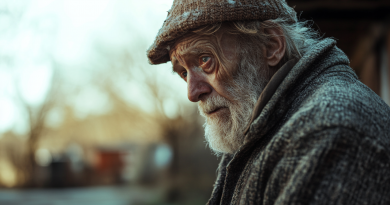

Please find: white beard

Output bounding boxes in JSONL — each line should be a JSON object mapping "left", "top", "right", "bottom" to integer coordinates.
{"left": 198, "top": 61, "right": 268, "bottom": 155}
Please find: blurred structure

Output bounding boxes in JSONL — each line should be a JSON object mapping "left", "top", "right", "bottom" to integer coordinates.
{"left": 291, "top": 0, "right": 390, "bottom": 104}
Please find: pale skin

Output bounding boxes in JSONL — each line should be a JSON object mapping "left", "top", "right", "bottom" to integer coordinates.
{"left": 170, "top": 24, "right": 286, "bottom": 115}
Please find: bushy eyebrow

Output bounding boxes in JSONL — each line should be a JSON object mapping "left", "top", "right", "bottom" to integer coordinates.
{"left": 171, "top": 57, "right": 182, "bottom": 74}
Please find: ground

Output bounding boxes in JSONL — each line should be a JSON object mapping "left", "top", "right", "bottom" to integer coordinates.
{"left": 0, "top": 186, "right": 166, "bottom": 205}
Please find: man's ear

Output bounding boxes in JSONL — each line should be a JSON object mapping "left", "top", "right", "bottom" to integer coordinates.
{"left": 264, "top": 26, "right": 286, "bottom": 67}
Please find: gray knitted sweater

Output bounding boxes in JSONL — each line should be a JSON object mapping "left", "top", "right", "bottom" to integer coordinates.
{"left": 207, "top": 39, "right": 390, "bottom": 205}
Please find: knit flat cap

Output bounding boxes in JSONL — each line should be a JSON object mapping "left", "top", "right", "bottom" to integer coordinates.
{"left": 147, "top": 0, "right": 297, "bottom": 65}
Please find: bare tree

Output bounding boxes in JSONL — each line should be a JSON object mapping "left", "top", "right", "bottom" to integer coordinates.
{"left": 0, "top": 1, "right": 61, "bottom": 187}
{"left": 10, "top": 68, "right": 60, "bottom": 187}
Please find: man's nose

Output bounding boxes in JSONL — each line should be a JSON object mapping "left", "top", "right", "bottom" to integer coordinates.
{"left": 187, "top": 72, "right": 212, "bottom": 102}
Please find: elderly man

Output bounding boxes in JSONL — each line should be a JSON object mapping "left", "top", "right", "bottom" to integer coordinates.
{"left": 147, "top": 0, "right": 390, "bottom": 204}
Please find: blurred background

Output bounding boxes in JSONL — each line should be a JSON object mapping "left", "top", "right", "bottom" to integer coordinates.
{"left": 0, "top": 0, "right": 389, "bottom": 204}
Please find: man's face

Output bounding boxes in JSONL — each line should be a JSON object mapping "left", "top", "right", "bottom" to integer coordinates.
{"left": 170, "top": 27, "right": 268, "bottom": 155}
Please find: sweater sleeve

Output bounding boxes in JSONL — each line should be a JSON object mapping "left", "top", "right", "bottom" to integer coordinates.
{"left": 274, "top": 127, "right": 390, "bottom": 205}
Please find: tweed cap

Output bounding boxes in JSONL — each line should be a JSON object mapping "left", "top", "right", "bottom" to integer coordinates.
{"left": 147, "top": 0, "right": 297, "bottom": 65}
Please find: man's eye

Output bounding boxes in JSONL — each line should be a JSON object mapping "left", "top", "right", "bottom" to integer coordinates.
{"left": 198, "top": 56, "right": 214, "bottom": 73}
{"left": 181, "top": 71, "right": 188, "bottom": 78}
{"left": 201, "top": 56, "right": 211, "bottom": 64}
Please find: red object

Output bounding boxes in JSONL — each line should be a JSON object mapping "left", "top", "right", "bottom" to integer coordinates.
{"left": 96, "top": 151, "right": 124, "bottom": 174}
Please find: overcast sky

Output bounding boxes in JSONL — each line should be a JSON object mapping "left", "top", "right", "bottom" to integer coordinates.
{"left": 0, "top": 0, "right": 190, "bottom": 135}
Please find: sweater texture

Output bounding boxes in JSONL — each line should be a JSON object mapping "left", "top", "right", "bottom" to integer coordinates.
{"left": 207, "top": 38, "right": 390, "bottom": 205}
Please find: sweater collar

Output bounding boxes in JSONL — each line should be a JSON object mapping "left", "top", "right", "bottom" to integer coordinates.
{"left": 243, "top": 58, "right": 298, "bottom": 135}
{"left": 243, "top": 38, "right": 342, "bottom": 144}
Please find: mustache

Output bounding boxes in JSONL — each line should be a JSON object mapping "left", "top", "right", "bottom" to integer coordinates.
{"left": 198, "top": 95, "right": 230, "bottom": 115}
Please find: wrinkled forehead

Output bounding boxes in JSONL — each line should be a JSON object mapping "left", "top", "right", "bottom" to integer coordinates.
{"left": 169, "top": 34, "right": 217, "bottom": 60}
{"left": 169, "top": 25, "right": 239, "bottom": 70}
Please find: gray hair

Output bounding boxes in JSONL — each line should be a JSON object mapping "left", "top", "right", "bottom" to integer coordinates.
{"left": 193, "top": 17, "right": 322, "bottom": 64}
{"left": 266, "top": 17, "right": 321, "bottom": 60}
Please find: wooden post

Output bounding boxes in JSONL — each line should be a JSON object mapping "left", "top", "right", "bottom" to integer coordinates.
{"left": 360, "top": 51, "right": 380, "bottom": 95}
{"left": 386, "top": 27, "right": 390, "bottom": 104}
